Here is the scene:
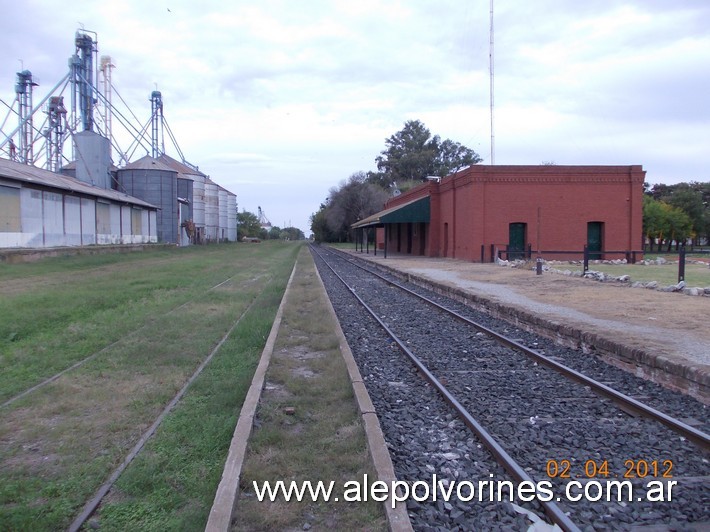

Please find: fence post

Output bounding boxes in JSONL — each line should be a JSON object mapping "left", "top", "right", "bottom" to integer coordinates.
{"left": 678, "top": 245, "right": 686, "bottom": 283}
{"left": 481, "top": 244, "right": 485, "bottom": 263}
{"left": 583, "top": 245, "right": 589, "bottom": 273}
{"left": 490, "top": 244, "right": 495, "bottom": 263}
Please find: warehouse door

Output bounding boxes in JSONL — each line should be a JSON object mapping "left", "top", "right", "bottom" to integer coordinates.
{"left": 587, "top": 222, "right": 603, "bottom": 259}
{"left": 508, "top": 223, "right": 526, "bottom": 260}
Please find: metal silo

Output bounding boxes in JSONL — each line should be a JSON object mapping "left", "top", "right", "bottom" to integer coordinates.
{"left": 218, "top": 187, "right": 228, "bottom": 241}
{"left": 157, "top": 155, "right": 206, "bottom": 244}
{"left": 117, "top": 155, "right": 178, "bottom": 243}
{"left": 191, "top": 173, "right": 206, "bottom": 242}
{"left": 204, "top": 178, "right": 219, "bottom": 242}
{"left": 177, "top": 176, "right": 193, "bottom": 246}
{"left": 227, "top": 192, "right": 237, "bottom": 241}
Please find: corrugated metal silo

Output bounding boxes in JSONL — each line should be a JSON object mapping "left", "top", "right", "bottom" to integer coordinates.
{"left": 204, "top": 178, "right": 219, "bottom": 242}
{"left": 192, "top": 174, "right": 206, "bottom": 242}
{"left": 227, "top": 192, "right": 237, "bottom": 241}
{"left": 218, "top": 187, "right": 228, "bottom": 241}
{"left": 117, "top": 155, "right": 178, "bottom": 243}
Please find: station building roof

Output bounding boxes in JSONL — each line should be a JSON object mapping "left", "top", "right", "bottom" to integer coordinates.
{"left": 352, "top": 195, "right": 430, "bottom": 229}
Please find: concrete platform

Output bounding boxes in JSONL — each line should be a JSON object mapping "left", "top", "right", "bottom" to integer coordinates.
{"left": 347, "top": 249, "right": 710, "bottom": 405}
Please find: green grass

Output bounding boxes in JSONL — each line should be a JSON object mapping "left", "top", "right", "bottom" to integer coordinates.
{"left": 0, "top": 241, "right": 302, "bottom": 530}
{"left": 235, "top": 247, "right": 387, "bottom": 531}
{"left": 564, "top": 260, "right": 710, "bottom": 287}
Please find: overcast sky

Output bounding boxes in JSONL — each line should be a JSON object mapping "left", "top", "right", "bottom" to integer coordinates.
{"left": 1, "top": 1, "right": 709, "bottom": 234}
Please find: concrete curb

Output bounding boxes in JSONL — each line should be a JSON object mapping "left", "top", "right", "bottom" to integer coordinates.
{"left": 205, "top": 262, "right": 298, "bottom": 532}
{"left": 312, "top": 254, "right": 414, "bottom": 532}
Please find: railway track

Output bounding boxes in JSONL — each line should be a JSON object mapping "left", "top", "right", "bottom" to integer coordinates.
{"left": 311, "top": 245, "right": 709, "bottom": 530}
{"left": 1, "top": 262, "right": 274, "bottom": 529}
{"left": 0, "top": 272, "right": 265, "bottom": 410}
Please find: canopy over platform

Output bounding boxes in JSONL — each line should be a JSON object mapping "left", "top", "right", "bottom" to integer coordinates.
{"left": 352, "top": 196, "right": 430, "bottom": 229}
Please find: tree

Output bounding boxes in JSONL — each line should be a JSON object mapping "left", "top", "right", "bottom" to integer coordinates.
{"left": 310, "top": 203, "right": 337, "bottom": 243}
{"left": 312, "top": 173, "right": 388, "bottom": 243}
{"left": 642, "top": 196, "right": 693, "bottom": 251}
{"left": 648, "top": 181, "right": 710, "bottom": 245}
{"left": 268, "top": 226, "right": 282, "bottom": 240}
{"left": 433, "top": 138, "right": 482, "bottom": 176}
{"left": 642, "top": 196, "right": 667, "bottom": 253}
{"left": 371, "top": 120, "right": 481, "bottom": 188}
{"left": 662, "top": 203, "right": 693, "bottom": 250}
{"left": 237, "top": 210, "right": 262, "bottom": 240}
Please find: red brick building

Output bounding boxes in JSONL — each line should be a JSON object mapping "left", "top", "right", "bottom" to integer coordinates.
{"left": 353, "top": 165, "right": 645, "bottom": 262}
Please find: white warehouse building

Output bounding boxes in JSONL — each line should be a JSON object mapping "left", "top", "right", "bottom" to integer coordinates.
{"left": 0, "top": 157, "right": 158, "bottom": 249}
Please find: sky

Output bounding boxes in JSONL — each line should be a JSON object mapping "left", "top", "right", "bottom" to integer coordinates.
{"left": 1, "top": 0, "right": 709, "bottom": 235}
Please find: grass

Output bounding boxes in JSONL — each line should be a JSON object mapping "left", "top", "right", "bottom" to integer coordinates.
{"left": 559, "top": 260, "right": 710, "bottom": 287}
{"left": 0, "top": 241, "right": 302, "bottom": 530}
{"left": 234, "top": 246, "right": 387, "bottom": 531}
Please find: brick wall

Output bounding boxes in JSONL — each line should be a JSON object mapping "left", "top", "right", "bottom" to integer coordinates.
{"left": 379, "top": 165, "right": 645, "bottom": 262}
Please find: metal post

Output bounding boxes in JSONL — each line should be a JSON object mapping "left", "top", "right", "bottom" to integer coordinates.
{"left": 678, "top": 245, "right": 686, "bottom": 283}
{"left": 384, "top": 225, "right": 388, "bottom": 258}
{"left": 583, "top": 245, "right": 589, "bottom": 272}
{"left": 490, "top": 244, "right": 495, "bottom": 263}
{"left": 536, "top": 257, "right": 543, "bottom": 275}
{"left": 481, "top": 244, "right": 485, "bottom": 263}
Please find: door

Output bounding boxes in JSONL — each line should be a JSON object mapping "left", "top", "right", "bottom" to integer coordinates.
{"left": 587, "top": 222, "right": 603, "bottom": 259}
{"left": 508, "top": 223, "right": 526, "bottom": 260}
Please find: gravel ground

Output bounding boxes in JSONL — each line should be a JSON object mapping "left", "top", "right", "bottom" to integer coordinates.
{"left": 312, "top": 246, "right": 710, "bottom": 531}
{"left": 346, "top": 251, "right": 710, "bottom": 368}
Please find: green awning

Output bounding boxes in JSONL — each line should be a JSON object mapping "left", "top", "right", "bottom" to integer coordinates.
{"left": 352, "top": 196, "right": 430, "bottom": 229}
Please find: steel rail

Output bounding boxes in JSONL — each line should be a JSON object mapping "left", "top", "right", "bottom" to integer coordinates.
{"left": 1, "top": 272, "right": 252, "bottom": 411}
{"left": 68, "top": 293, "right": 261, "bottom": 532}
{"left": 312, "top": 245, "right": 581, "bottom": 532}
{"left": 326, "top": 247, "right": 710, "bottom": 452}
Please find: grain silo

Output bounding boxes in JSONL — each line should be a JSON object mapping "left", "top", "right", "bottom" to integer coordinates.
{"left": 204, "top": 178, "right": 219, "bottom": 242}
{"left": 191, "top": 174, "right": 206, "bottom": 242}
{"left": 158, "top": 155, "right": 206, "bottom": 244}
{"left": 218, "top": 186, "right": 228, "bottom": 241}
{"left": 227, "top": 191, "right": 237, "bottom": 241}
{"left": 117, "top": 155, "right": 179, "bottom": 243}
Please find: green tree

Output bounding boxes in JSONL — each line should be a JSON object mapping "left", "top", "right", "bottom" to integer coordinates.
{"left": 268, "top": 226, "right": 282, "bottom": 240}
{"left": 281, "top": 227, "right": 305, "bottom": 240}
{"left": 318, "top": 172, "right": 388, "bottom": 243}
{"left": 642, "top": 196, "right": 666, "bottom": 253}
{"left": 237, "top": 210, "right": 262, "bottom": 240}
{"left": 662, "top": 202, "right": 693, "bottom": 251}
{"left": 371, "top": 120, "right": 481, "bottom": 188}
{"left": 648, "top": 181, "right": 710, "bottom": 245}
{"left": 310, "top": 203, "right": 340, "bottom": 243}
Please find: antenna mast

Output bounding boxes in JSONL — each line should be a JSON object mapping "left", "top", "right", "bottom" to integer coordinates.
{"left": 489, "top": 0, "right": 495, "bottom": 165}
